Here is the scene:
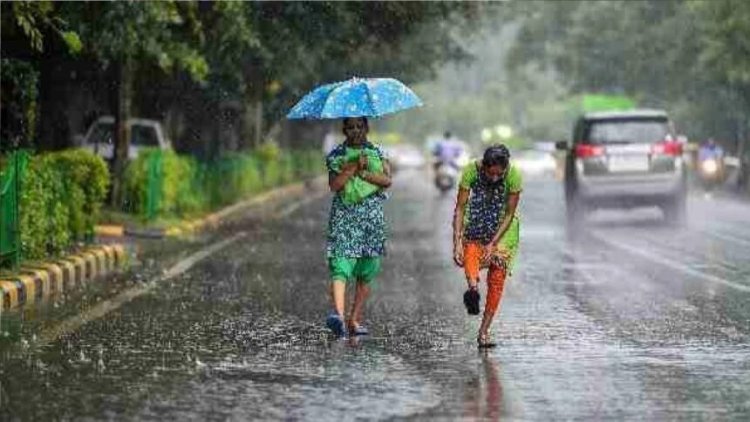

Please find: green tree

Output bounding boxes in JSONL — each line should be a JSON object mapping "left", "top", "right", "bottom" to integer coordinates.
{"left": 60, "top": 1, "right": 209, "bottom": 205}
{"left": 0, "top": 1, "right": 81, "bottom": 149}
{"left": 691, "top": 0, "right": 750, "bottom": 156}
{"left": 509, "top": 0, "right": 749, "bottom": 155}
{"left": 247, "top": 2, "right": 481, "bottom": 145}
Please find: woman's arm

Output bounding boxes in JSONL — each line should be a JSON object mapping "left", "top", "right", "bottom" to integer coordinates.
{"left": 485, "top": 192, "right": 521, "bottom": 253}
{"left": 329, "top": 162, "right": 359, "bottom": 192}
{"left": 453, "top": 188, "right": 470, "bottom": 266}
{"left": 359, "top": 160, "right": 392, "bottom": 189}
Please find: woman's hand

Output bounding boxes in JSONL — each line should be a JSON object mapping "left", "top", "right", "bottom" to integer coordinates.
{"left": 358, "top": 152, "right": 368, "bottom": 172}
{"left": 329, "top": 162, "right": 360, "bottom": 192}
{"left": 453, "top": 243, "right": 464, "bottom": 267}
{"left": 341, "top": 161, "right": 359, "bottom": 175}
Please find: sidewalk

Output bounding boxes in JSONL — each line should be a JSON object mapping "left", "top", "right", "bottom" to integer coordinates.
{"left": 0, "top": 176, "right": 327, "bottom": 313}
{"left": 95, "top": 177, "right": 326, "bottom": 240}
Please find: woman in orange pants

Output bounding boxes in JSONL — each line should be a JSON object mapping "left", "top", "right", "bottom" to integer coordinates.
{"left": 453, "top": 145, "right": 522, "bottom": 348}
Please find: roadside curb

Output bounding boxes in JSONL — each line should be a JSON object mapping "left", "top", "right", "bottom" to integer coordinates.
{"left": 0, "top": 244, "right": 129, "bottom": 311}
{"left": 94, "top": 176, "right": 326, "bottom": 240}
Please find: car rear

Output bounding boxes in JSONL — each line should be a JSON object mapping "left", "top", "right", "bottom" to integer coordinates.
{"left": 566, "top": 110, "right": 687, "bottom": 220}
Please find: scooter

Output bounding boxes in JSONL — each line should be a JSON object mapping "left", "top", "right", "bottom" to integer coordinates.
{"left": 697, "top": 156, "right": 725, "bottom": 191}
{"left": 435, "top": 160, "right": 459, "bottom": 193}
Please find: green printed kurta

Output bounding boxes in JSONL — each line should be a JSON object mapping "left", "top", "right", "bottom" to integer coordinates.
{"left": 325, "top": 142, "right": 388, "bottom": 258}
{"left": 459, "top": 160, "right": 522, "bottom": 271}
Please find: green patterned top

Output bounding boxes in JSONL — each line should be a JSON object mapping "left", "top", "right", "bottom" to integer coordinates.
{"left": 325, "top": 142, "right": 388, "bottom": 258}
{"left": 459, "top": 160, "right": 522, "bottom": 270}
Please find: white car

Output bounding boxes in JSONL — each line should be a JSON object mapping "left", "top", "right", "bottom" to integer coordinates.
{"left": 386, "top": 144, "right": 426, "bottom": 170}
{"left": 513, "top": 149, "right": 557, "bottom": 177}
{"left": 80, "top": 116, "right": 172, "bottom": 161}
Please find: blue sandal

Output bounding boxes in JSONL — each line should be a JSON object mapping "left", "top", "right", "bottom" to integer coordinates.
{"left": 326, "top": 311, "right": 347, "bottom": 337}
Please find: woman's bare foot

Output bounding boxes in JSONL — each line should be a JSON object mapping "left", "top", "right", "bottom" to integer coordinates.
{"left": 477, "top": 331, "right": 497, "bottom": 349}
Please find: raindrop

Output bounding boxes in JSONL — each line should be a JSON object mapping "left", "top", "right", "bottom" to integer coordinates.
{"left": 96, "top": 345, "right": 106, "bottom": 373}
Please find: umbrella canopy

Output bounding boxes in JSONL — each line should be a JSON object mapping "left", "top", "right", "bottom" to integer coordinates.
{"left": 287, "top": 77, "right": 423, "bottom": 120}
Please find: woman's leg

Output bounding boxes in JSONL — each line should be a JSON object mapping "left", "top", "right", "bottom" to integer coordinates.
{"left": 348, "top": 257, "right": 379, "bottom": 330}
{"left": 479, "top": 265, "right": 507, "bottom": 336}
{"left": 350, "top": 281, "right": 371, "bottom": 326}
{"left": 329, "top": 280, "right": 347, "bottom": 316}
{"left": 463, "top": 243, "right": 482, "bottom": 289}
{"left": 329, "top": 257, "right": 356, "bottom": 317}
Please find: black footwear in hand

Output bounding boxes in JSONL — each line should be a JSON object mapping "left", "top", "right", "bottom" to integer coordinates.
{"left": 463, "top": 288, "right": 480, "bottom": 315}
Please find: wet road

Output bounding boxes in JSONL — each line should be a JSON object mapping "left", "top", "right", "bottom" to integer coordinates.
{"left": 2, "top": 170, "right": 750, "bottom": 420}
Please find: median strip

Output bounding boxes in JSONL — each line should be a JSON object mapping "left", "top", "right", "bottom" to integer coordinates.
{"left": 0, "top": 245, "right": 129, "bottom": 311}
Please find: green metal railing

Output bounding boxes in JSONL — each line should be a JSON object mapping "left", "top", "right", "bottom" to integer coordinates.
{"left": 0, "top": 151, "right": 27, "bottom": 270}
{"left": 134, "top": 148, "right": 322, "bottom": 222}
{"left": 145, "top": 149, "right": 163, "bottom": 221}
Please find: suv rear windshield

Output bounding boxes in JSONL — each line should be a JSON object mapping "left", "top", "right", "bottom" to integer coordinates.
{"left": 585, "top": 118, "right": 669, "bottom": 144}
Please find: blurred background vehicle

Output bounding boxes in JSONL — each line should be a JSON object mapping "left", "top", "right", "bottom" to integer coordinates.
{"left": 513, "top": 148, "right": 557, "bottom": 178}
{"left": 434, "top": 159, "right": 459, "bottom": 194}
{"left": 697, "top": 155, "right": 726, "bottom": 192}
{"left": 78, "top": 116, "right": 173, "bottom": 163}
{"left": 429, "top": 132, "right": 472, "bottom": 193}
{"left": 558, "top": 109, "right": 688, "bottom": 224}
{"left": 386, "top": 143, "right": 426, "bottom": 171}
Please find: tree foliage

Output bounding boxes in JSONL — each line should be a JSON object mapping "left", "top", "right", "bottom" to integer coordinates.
{"left": 2, "top": 1, "right": 481, "bottom": 153}
{"left": 60, "top": 1, "right": 208, "bottom": 81}
{"left": 508, "top": 0, "right": 750, "bottom": 149}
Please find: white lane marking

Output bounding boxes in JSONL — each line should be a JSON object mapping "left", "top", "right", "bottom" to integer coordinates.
{"left": 275, "top": 190, "right": 328, "bottom": 219}
{"left": 38, "top": 232, "right": 247, "bottom": 344}
{"left": 623, "top": 231, "right": 742, "bottom": 272}
{"left": 699, "top": 229, "right": 750, "bottom": 248}
{"left": 589, "top": 231, "right": 750, "bottom": 293}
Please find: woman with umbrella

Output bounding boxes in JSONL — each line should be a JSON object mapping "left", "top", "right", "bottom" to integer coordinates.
{"left": 287, "top": 77, "right": 422, "bottom": 337}
{"left": 324, "top": 116, "right": 391, "bottom": 336}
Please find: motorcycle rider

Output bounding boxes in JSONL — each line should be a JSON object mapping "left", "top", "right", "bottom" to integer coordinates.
{"left": 432, "top": 131, "right": 468, "bottom": 192}
{"left": 698, "top": 138, "right": 725, "bottom": 190}
{"left": 433, "top": 131, "right": 464, "bottom": 171}
{"left": 698, "top": 138, "right": 724, "bottom": 162}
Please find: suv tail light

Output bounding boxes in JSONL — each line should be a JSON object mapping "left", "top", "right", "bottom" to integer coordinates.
{"left": 576, "top": 144, "right": 605, "bottom": 158}
{"left": 651, "top": 142, "right": 682, "bottom": 156}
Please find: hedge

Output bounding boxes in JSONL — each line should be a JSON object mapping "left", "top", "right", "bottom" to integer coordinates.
{"left": 17, "top": 149, "right": 109, "bottom": 260}
{"left": 121, "top": 144, "right": 324, "bottom": 221}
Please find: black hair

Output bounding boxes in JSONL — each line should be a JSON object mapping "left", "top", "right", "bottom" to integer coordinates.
{"left": 482, "top": 144, "right": 510, "bottom": 168}
{"left": 444, "top": 131, "right": 452, "bottom": 138}
{"left": 343, "top": 116, "right": 369, "bottom": 129}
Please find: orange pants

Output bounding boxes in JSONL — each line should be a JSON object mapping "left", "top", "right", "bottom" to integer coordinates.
{"left": 463, "top": 242, "right": 507, "bottom": 316}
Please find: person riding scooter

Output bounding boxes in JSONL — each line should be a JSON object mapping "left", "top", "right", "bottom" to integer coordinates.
{"left": 698, "top": 138, "right": 725, "bottom": 190}
{"left": 433, "top": 131, "right": 470, "bottom": 192}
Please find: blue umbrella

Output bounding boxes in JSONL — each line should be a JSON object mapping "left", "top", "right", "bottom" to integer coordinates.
{"left": 286, "top": 77, "right": 423, "bottom": 120}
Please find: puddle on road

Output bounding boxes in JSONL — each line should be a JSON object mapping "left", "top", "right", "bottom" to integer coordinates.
{"left": 136, "top": 344, "right": 441, "bottom": 420}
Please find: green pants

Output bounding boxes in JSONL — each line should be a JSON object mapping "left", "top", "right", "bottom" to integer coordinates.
{"left": 328, "top": 257, "right": 382, "bottom": 284}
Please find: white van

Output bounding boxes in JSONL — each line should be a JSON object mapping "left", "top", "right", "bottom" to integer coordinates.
{"left": 80, "top": 116, "right": 172, "bottom": 161}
